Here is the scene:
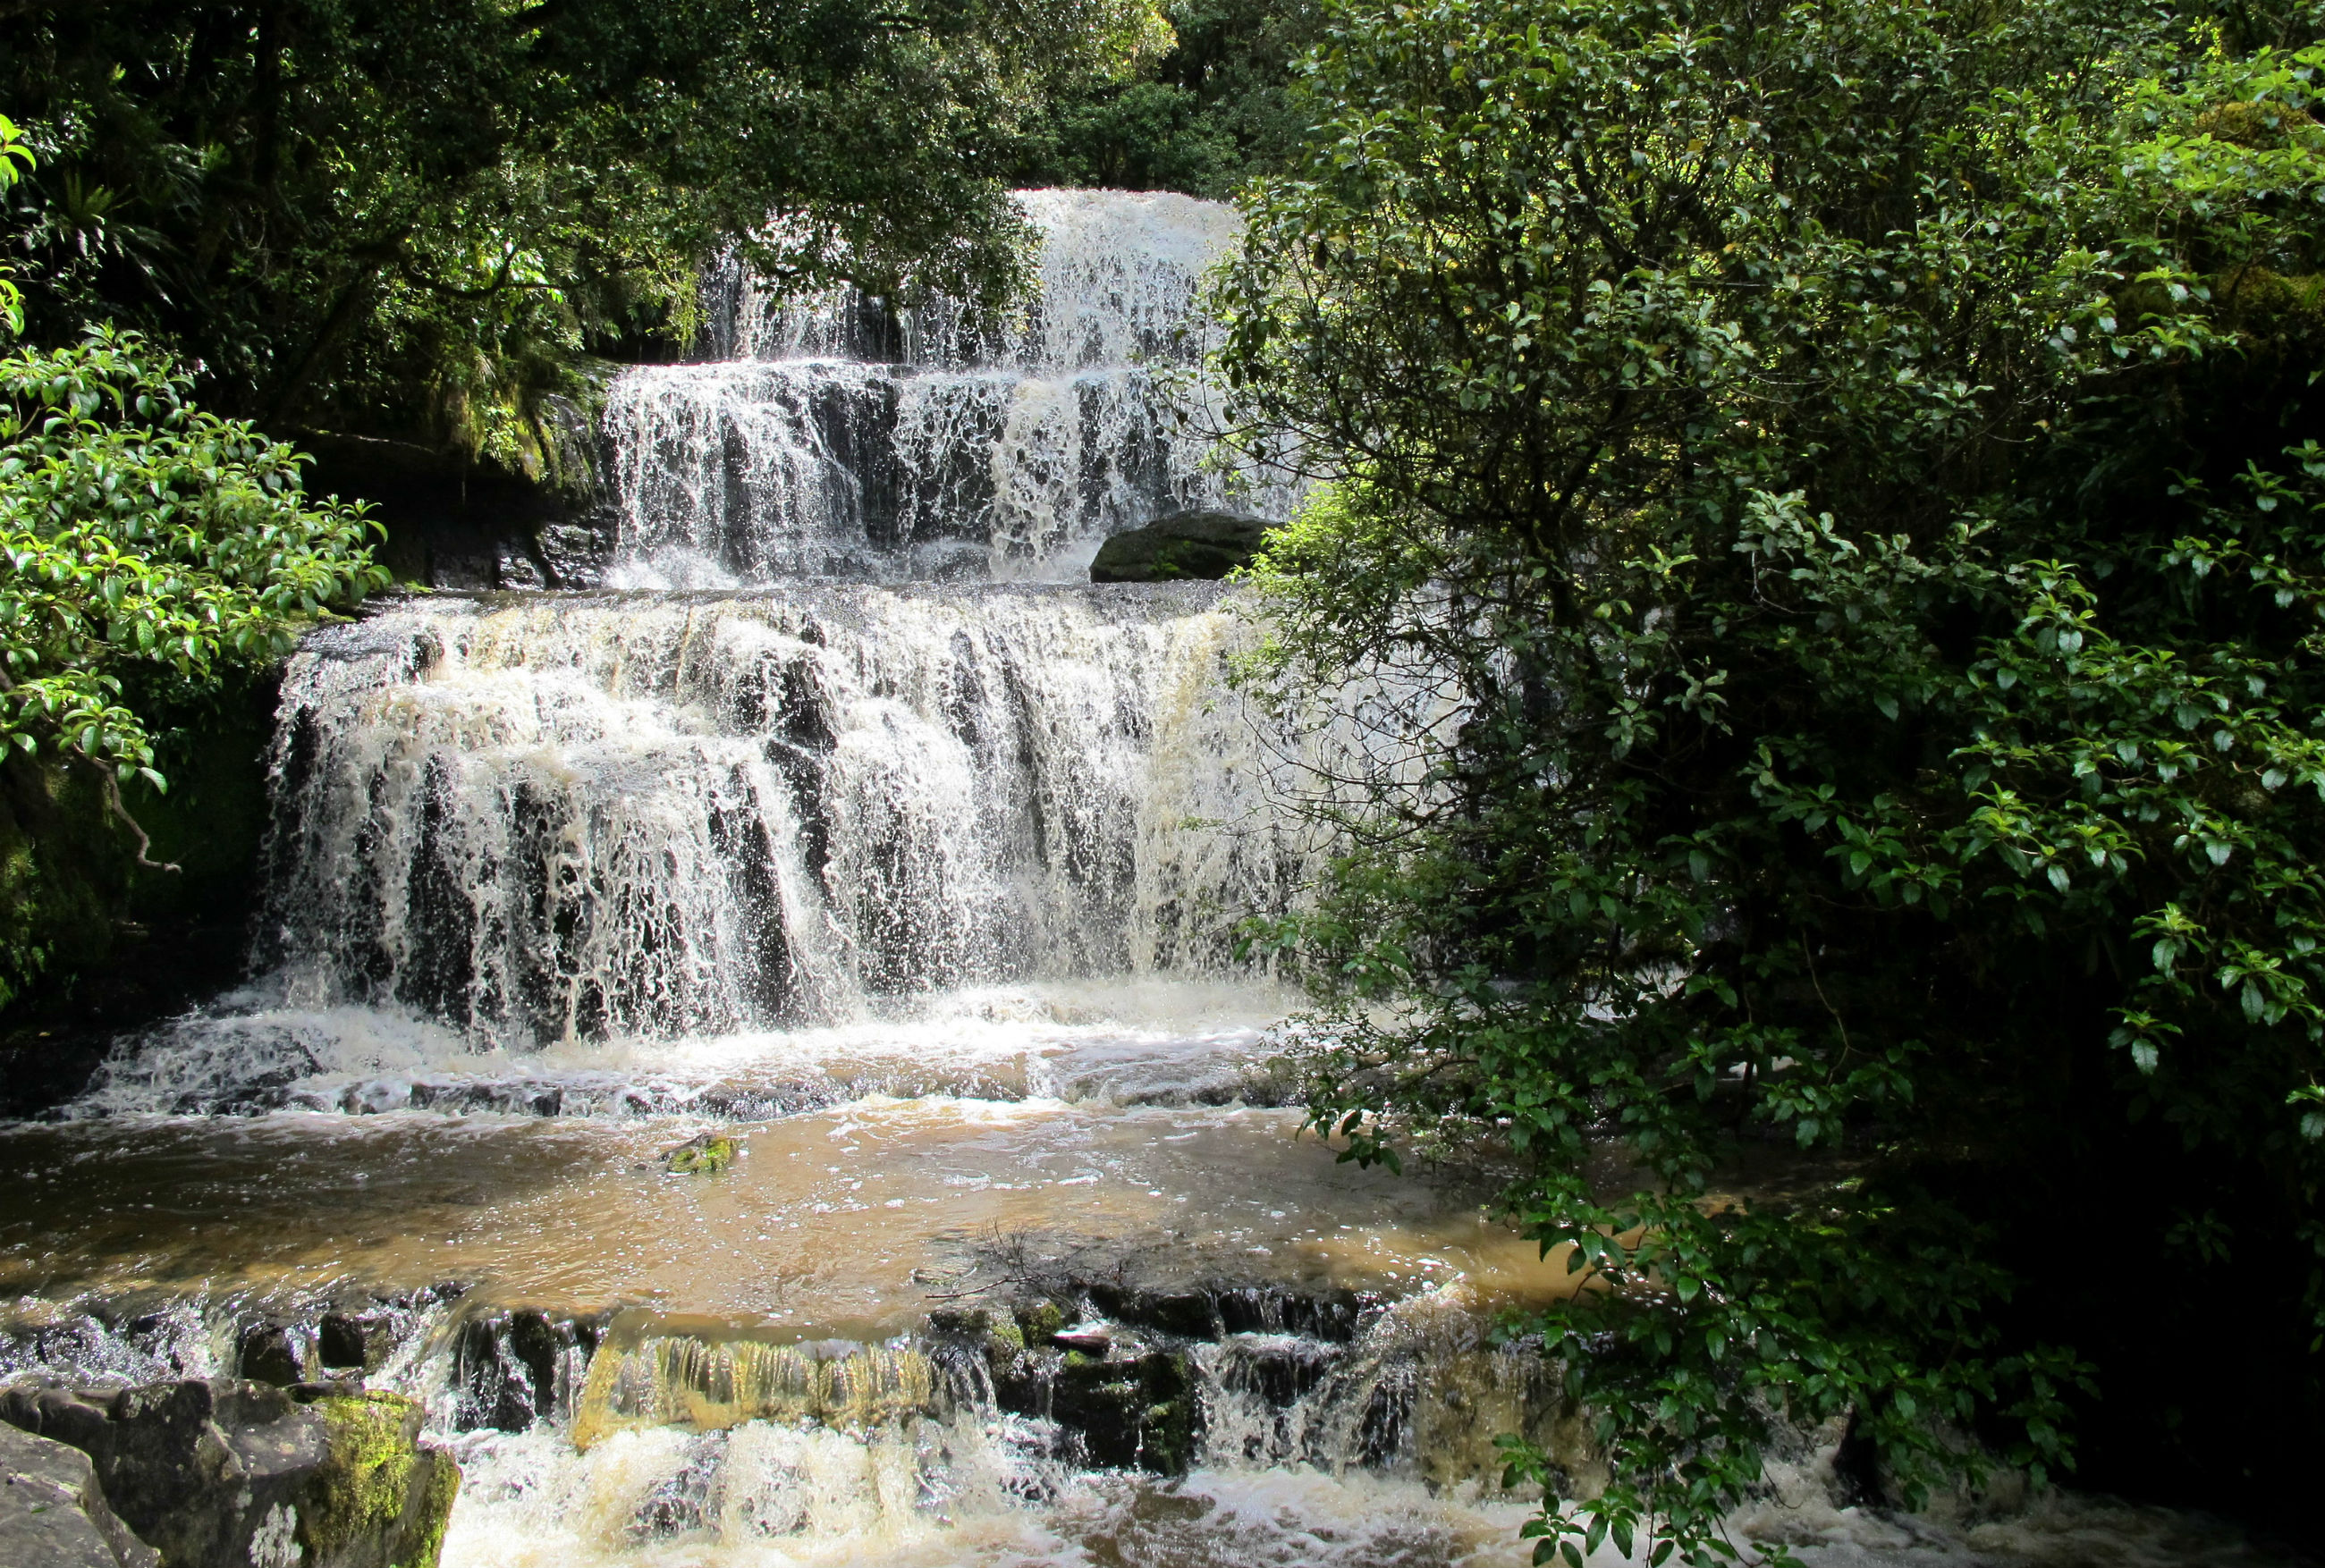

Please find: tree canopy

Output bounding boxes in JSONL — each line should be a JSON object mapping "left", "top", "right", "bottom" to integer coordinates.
{"left": 4, "top": 0, "right": 1168, "bottom": 458}
{"left": 1218, "top": 0, "right": 2325, "bottom": 1552}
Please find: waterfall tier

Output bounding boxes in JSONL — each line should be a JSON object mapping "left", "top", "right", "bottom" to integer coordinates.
{"left": 255, "top": 587, "right": 1310, "bottom": 1048}
{"left": 611, "top": 190, "right": 1297, "bottom": 588}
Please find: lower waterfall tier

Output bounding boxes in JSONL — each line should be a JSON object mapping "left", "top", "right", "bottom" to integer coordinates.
{"left": 258, "top": 586, "right": 1317, "bottom": 1049}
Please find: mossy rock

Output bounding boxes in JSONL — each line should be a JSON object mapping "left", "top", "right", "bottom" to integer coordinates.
{"left": 1088, "top": 511, "right": 1273, "bottom": 583}
{"left": 929, "top": 1306, "right": 1026, "bottom": 1364}
{"left": 1051, "top": 1351, "right": 1198, "bottom": 1472}
{"left": 300, "top": 1392, "right": 460, "bottom": 1568}
{"left": 1013, "top": 1301, "right": 1068, "bottom": 1342}
{"left": 662, "top": 1133, "right": 737, "bottom": 1174}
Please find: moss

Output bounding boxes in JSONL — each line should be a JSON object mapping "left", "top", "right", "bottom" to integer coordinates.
{"left": 665, "top": 1134, "right": 737, "bottom": 1174}
{"left": 2192, "top": 99, "right": 2318, "bottom": 148}
{"left": 398, "top": 1446, "right": 461, "bottom": 1568}
{"left": 984, "top": 1313, "right": 1026, "bottom": 1361}
{"left": 1014, "top": 1301, "right": 1066, "bottom": 1341}
{"left": 297, "top": 1392, "right": 459, "bottom": 1568}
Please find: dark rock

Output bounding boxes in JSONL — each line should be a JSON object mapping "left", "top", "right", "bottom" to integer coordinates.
{"left": 1049, "top": 1351, "right": 1199, "bottom": 1472}
{"left": 317, "top": 1311, "right": 398, "bottom": 1373}
{"left": 1215, "top": 1286, "right": 1367, "bottom": 1342}
{"left": 237, "top": 1321, "right": 308, "bottom": 1386}
{"left": 300, "top": 404, "right": 616, "bottom": 592}
{"left": 1088, "top": 511, "right": 1273, "bottom": 583}
{"left": 0, "top": 1422, "right": 157, "bottom": 1568}
{"left": 452, "top": 1308, "right": 600, "bottom": 1431}
{"left": 1086, "top": 1283, "right": 1220, "bottom": 1339}
{"left": 0, "top": 1377, "right": 457, "bottom": 1568}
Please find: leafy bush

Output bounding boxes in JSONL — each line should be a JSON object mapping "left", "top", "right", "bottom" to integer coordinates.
{"left": 4, "top": 0, "right": 1171, "bottom": 443}
{"left": 1219, "top": 0, "right": 2325, "bottom": 1553}
{"left": 0, "top": 121, "right": 386, "bottom": 1007}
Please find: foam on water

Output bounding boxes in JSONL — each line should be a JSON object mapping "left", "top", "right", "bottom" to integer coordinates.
{"left": 73, "top": 979, "right": 1294, "bottom": 1118}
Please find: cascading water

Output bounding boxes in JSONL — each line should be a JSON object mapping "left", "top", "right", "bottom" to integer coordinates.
{"left": 252, "top": 585, "right": 1305, "bottom": 1049}
{"left": 609, "top": 189, "right": 1297, "bottom": 589}
{"left": 0, "top": 191, "right": 2289, "bottom": 1568}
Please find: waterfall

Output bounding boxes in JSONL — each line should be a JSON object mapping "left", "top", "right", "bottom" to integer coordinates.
{"left": 607, "top": 189, "right": 1298, "bottom": 589}
{"left": 254, "top": 585, "right": 1313, "bottom": 1047}
{"left": 217, "top": 189, "right": 1325, "bottom": 1053}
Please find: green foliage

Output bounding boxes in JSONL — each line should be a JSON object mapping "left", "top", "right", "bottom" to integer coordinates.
{"left": 1219, "top": 0, "right": 2325, "bottom": 1555}
{"left": 1017, "top": 1, "right": 1323, "bottom": 198}
{"left": 0, "top": 326, "right": 389, "bottom": 794}
{"left": 4, "top": 0, "right": 1168, "bottom": 444}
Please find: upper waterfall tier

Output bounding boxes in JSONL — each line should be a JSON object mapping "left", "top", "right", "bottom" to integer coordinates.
{"left": 607, "top": 190, "right": 1297, "bottom": 589}
{"left": 708, "top": 190, "right": 1242, "bottom": 373}
{"left": 257, "top": 589, "right": 1317, "bottom": 1048}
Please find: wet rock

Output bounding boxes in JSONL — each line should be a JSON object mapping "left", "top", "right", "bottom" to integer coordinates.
{"left": 626, "top": 1431, "right": 725, "bottom": 1541}
{"left": 317, "top": 1311, "right": 398, "bottom": 1374}
{"left": 1215, "top": 1285, "right": 1367, "bottom": 1342}
{"left": 0, "top": 1378, "right": 458, "bottom": 1568}
{"left": 661, "top": 1132, "right": 738, "bottom": 1175}
{"left": 1013, "top": 1301, "right": 1069, "bottom": 1344}
{"left": 237, "top": 1321, "right": 308, "bottom": 1386}
{"left": 0, "top": 1422, "right": 157, "bottom": 1568}
{"left": 1086, "top": 1283, "right": 1219, "bottom": 1339}
{"left": 926, "top": 1307, "right": 1025, "bottom": 1365}
{"left": 1049, "top": 1351, "right": 1199, "bottom": 1472}
{"left": 1088, "top": 510, "right": 1273, "bottom": 583}
{"left": 452, "top": 1308, "right": 600, "bottom": 1431}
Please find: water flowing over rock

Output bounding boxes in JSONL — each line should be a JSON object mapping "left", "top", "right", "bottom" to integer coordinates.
{"left": 251, "top": 585, "right": 1318, "bottom": 1048}
{"left": 609, "top": 190, "right": 1298, "bottom": 588}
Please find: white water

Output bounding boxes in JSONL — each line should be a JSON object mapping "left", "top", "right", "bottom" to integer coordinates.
{"left": 241, "top": 585, "right": 1320, "bottom": 1051}
{"left": 611, "top": 190, "right": 1298, "bottom": 588}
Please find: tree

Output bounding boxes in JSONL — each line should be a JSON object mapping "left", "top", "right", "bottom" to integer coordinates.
{"left": 1014, "top": 0, "right": 1323, "bottom": 198}
{"left": 1216, "top": 0, "right": 2325, "bottom": 1554}
{"left": 0, "top": 117, "right": 390, "bottom": 1007}
{"left": 3, "top": 0, "right": 1169, "bottom": 459}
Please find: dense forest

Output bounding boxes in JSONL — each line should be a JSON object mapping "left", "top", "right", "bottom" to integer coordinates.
{"left": 4, "top": 0, "right": 2324, "bottom": 1562}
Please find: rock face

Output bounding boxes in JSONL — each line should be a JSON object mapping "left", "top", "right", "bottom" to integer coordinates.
{"left": 0, "top": 1378, "right": 458, "bottom": 1568}
{"left": 1088, "top": 510, "right": 1274, "bottom": 583}
{"left": 0, "top": 1422, "right": 158, "bottom": 1568}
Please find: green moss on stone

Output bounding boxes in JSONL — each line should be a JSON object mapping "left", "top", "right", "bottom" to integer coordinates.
{"left": 985, "top": 1312, "right": 1026, "bottom": 1360}
{"left": 398, "top": 1447, "right": 461, "bottom": 1568}
{"left": 1015, "top": 1301, "right": 1065, "bottom": 1340}
{"left": 666, "top": 1134, "right": 737, "bottom": 1174}
{"left": 298, "top": 1392, "right": 459, "bottom": 1568}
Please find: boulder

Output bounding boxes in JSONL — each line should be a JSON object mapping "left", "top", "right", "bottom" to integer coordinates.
{"left": 0, "top": 1378, "right": 458, "bottom": 1568}
{"left": 0, "top": 1422, "right": 157, "bottom": 1568}
{"left": 1088, "top": 511, "right": 1273, "bottom": 583}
